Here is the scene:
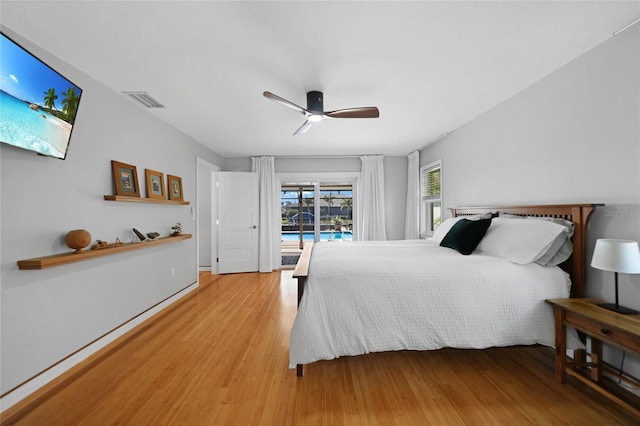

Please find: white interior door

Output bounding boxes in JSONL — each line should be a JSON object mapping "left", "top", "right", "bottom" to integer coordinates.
{"left": 217, "top": 172, "right": 259, "bottom": 273}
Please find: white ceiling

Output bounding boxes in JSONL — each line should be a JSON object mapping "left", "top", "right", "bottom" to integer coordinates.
{"left": 2, "top": 1, "right": 639, "bottom": 158}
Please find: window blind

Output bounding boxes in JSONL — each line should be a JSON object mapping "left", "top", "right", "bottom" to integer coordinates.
{"left": 421, "top": 165, "right": 441, "bottom": 200}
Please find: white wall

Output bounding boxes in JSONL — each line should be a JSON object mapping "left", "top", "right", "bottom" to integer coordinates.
{"left": 420, "top": 24, "right": 640, "bottom": 374}
{"left": 383, "top": 156, "right": 408, "bottom": 241}
{"left": 197, "top": 159, "right": 219, "bottom": 269}
{"left": 0, "top": 27, "right": 224, "bottom": 396}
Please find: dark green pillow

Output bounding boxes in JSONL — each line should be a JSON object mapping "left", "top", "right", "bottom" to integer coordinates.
{"left": 440, "top": 218, "right": 492, "bottom": 255}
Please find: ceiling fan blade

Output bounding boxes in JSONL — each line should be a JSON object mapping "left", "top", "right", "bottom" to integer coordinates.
{"left": 293, "top": 120, "right": 313, "bottom": 135}
{"left": 263, "top": 91, "right": 307, "bottom": 114}
{"left": 325, "top": 107, "right": 380, "bottom": 119}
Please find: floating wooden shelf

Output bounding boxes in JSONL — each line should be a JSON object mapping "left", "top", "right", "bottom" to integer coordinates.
{"left": 104, "top": 195, "right": 190, "bottom": 205}
{"left": 17, "top": 234, "right": 192, "bottom": 270}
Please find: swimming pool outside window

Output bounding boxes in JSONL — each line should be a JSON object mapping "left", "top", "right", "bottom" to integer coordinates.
{"left": 281, "top": 183, "right": 353, "bottom": 243}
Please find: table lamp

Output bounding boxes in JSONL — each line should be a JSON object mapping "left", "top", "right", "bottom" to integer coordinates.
{"left": 591, "top": 238, "right": 640, "bottom": 314}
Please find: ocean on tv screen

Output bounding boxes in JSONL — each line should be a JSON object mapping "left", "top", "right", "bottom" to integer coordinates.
{"left": 0, "top": 90, "right": 71, "bottom": 158}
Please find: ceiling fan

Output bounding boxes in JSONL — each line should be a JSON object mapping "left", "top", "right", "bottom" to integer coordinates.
{"left": 263, "top": 91, "right": 379, "bottom": 135}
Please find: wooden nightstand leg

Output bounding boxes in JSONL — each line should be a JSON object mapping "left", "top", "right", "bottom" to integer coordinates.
{"left": 590, "top": 338, "right": 603, "bottom": 382}
{"left": 553, "top": 306, "right": 567, "bottom": 383}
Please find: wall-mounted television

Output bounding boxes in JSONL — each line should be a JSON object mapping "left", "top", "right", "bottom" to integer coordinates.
{"left": 0, "top": 32, "right": 83, "bottom": 160}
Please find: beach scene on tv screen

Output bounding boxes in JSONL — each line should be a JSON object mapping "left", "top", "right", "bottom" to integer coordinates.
{"left": 0, "top": 33, "right": 82, "bottom": 159}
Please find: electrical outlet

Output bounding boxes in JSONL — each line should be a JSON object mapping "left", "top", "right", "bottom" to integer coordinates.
{"left": 170, "top": 267, "right": 176, "bottom": 278}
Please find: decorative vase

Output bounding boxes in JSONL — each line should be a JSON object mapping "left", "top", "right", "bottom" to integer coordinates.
{"left": 65, "top": 229, "right": 92, "bottom": 253}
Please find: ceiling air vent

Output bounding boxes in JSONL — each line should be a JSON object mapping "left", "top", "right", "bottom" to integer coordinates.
{"left": 123, "top": 92, "right": 165, "bottom": 108}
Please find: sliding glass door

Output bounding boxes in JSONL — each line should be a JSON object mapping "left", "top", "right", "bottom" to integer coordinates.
{"left": 281, "top": 185, "right": 315, "bottom": 249}
{"left": 317, "top": 184, "right": 352, "bottom": 241}
{"left": 280, "top": 178, "right": 355, "bottom": 245}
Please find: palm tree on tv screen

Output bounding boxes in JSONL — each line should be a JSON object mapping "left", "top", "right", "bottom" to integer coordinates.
{"left": 61, "top": 87, "right": 80, "bottom": 124}
{"left": 43, "top": 88, "right": 58, "bottom": 111}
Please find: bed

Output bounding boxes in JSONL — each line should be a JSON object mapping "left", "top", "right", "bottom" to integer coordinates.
{"left": 290, "top": 204, "right": 598, "bottom": 376}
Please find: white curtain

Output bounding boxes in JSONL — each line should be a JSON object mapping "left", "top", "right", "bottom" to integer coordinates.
{"left": 404, "top": 151, "right": 420, "bottom": 239}
{"left": 251, "top": 156, "right": 280, "bottom": 272}
{"left": 356, "top": 155, "right": 387, "bottom": 241}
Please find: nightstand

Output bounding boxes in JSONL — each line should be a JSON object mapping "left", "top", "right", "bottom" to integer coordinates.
{"left": 547, "top": 298, "right": 640, "bottom": 416}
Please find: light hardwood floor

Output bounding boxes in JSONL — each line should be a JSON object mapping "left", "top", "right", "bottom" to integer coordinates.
{"left": 2, "top": 271, "right": 638, "bottom": 425}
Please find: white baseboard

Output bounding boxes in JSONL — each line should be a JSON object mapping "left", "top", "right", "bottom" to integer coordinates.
{"left": 199, "top": 266, "right": 212, "bottom": 272}
{"left": 0, "top": 282, "right": 199, "bottom": 413}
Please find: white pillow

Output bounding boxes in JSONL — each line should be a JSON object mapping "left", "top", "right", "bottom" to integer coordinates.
{"left": 498, "top": 215, "right": 575, "bottom": 266}
{"left": 476, "top": 217, "right": 566, "bottom": 264}
{"left": 535, "top": 233, "right": 572, "bottom": 266}
{"left": 432, "top": 217, "right": 464, "bottom": 243}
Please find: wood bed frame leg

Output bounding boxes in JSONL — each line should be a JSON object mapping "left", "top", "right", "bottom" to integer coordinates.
{"left": 295, "top": 276, "right": 306, "bottom": 378}
{"left": 292, "top": 244, "right": 312, "bottom": 378}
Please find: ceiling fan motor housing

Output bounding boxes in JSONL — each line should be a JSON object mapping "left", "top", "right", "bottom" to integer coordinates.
{"left": 307, "top": 91, "right": 324, "bottom": 113}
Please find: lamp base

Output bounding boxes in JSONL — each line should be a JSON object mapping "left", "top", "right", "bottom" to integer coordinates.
{"left": 598, "top": 303, "right": 638, "bottom": 315}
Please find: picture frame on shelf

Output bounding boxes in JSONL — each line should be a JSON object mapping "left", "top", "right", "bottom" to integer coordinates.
{"left": 167, "top": 175, "right": 184, "bottom": 201}
{"left": 145, "top": 169, "right": 166, "bottom": 200}
{"left": 111, "top": 160, "right": 140, "bottom": 197}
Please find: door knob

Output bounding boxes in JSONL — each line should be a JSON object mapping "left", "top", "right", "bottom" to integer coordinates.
{"left": 250, "top": 225, "right": 257, "bottom": 229}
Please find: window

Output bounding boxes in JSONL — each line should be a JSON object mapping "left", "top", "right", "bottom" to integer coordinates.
{"left": 420, "top": 160, "right": 442, "bottom": 234}
{"left": 318, "top": 184, "right": 352, "bottom": 240}
{"left": 280, "top": 182, "right": 353, "bottom": 244}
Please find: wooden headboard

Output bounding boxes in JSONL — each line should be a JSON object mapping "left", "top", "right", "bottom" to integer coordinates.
{"left": 450, "top": 204, "right": 600, "bottom": 299}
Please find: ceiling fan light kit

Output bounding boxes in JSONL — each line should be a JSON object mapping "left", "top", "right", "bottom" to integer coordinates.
{"left": 263, "top": 90, "right": 379, "bottom": 135}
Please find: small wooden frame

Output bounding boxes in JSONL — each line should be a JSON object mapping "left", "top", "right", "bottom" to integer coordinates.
{"left": 145, "top": 169, "right": 166, "bottom": 200}
{"left": 167, "top": 175, "right": 184, "bottom": 202}
{"left": 111, "top": 160, "right": 140, "bottom": 197}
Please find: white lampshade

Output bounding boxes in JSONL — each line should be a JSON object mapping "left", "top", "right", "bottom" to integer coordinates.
{"left": 591, "top": 239, "right": 640, "bottom": 274}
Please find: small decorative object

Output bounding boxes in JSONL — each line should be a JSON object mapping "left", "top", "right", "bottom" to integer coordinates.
{"left": 171, "top": 222, "right": 182, "bottom": 236}
{"left": 91, "top": 237, "right": 123, "bottom": 250}
{"left": 591, "top": 238, "right": 640, "bottom": 314}
{"left": 132, "top": 228, "right": 146, "bottom": 241}
{"left": 91, "top": 240, "right": 109, "bottom": 249}
{"left": 111, "top": 160, "right": 140, "bottom": 197}
{"left": 167, "top": 174, "right": 184, "bottom": 202}
{"left": 65, "top": 229, "right": 92, "bottom": 253}
{"left": 145, "top": 169, "right": 166, "bottom": 200}
{"left": 146, "top": 232, "right": 160, "bottom": 240}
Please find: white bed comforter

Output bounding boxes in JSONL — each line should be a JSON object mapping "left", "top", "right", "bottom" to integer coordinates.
{"left": 289, "top": 240, "right": 573, "bottom": 368}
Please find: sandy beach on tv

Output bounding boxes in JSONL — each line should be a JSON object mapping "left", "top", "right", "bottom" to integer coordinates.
{"left": 0, "top": 90, "right": 72, "bottom": 158}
